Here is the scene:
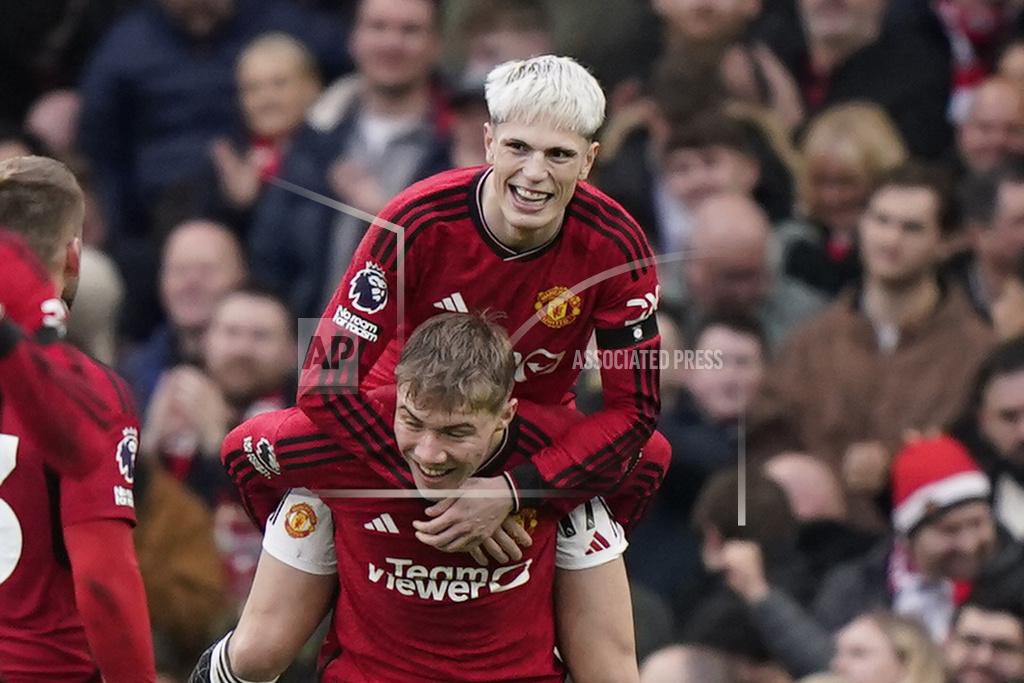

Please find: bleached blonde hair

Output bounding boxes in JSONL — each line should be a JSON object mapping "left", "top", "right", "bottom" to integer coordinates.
{"left": 485, "top": 55, "right": 607, "bottom": 140}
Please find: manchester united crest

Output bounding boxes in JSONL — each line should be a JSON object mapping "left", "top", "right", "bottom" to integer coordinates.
{"left": 284, "top": 502, "right": 318, "bottom": 538}
{"left": 535, "top": 286, "right": 582, "bottom": 329}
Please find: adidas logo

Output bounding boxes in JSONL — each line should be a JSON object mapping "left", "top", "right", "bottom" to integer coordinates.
{"left": 432, "top": 292, "right": 468, "bottom": 313}
{"left": 364, "top": 513, "right": 399, "bottom": 534}
{"left": 584, "top": 531, "right": 611, "bottom": 555}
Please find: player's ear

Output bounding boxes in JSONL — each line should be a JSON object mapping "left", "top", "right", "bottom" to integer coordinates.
{"left": 579, "top": 141, "right": 600, "bottom": 181}
{"left": 64, "top": 236, "right": 81, "bottom": 281}
{"left": 499, "top": 397, "right": 518, "bottom": 427}
{"left": 484, "top": 122, "right": 496, "bottom": 165}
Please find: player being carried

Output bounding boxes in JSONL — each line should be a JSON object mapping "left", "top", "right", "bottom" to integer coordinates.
{"left": 0, "top": 156, "right": 156, "bottom": 682}
{"left": 194, "top": 312, "right": 668, "bottom": 682}
{"left": 302, "top": 53, "right": 662, "bottom": 540}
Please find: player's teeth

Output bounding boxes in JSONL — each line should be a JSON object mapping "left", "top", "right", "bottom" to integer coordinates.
{"left": 514, "top": 187, "right": 547, "bottom": 201}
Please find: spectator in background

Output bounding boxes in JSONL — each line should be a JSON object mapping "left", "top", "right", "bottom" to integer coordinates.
{"left": 597, "top": 88, "right": 798, "bottom": 260}
{"left": 66, "top": 247, "right": 124, "bottom": 365}
{"left": 778, "top": 103, "right": 909, "bottom": 298}
{"left": 79, "top": 0, "right": 348, "bottom": 340}
{"left": 142, "top": 285, "right": 295, "bottom": 505}
{"left": 953, "top": 161, "right": 1024, "bottom": 319}
{"left": 58, "top": 163, "right": 126, "bottom": 365}
{"left": 678, "top": 468, "right": 812, "bottom": 680}
{"left": 249, "top": 0, "right": 451, "bottom": 319}
{"left": 628, "top": 314, "right": 767, "bottom": 597}
{"left": 122, "top": 220, "right": 248, "bottom": 411}
{"left": 456, "top": 0, "right": 554, "bottom": 85}
{"left": 133, "top": 456, "right": 227, "bottom": 677}
{"left": 651, "top": 0, "right": 804, "bottom": 129}
{"left": 752, "top": 164, "right": 993, "bottom": 529}
{"left": 446, "top": 0, "right": 555, "bottom": 169}
{"left": 640, "top": 644, "right": 740, "bottom": 683}
{"left": 705, "top": 437, "right": 1022, "bottom": 678}
{"left": 679, "top": 192, "right": 825, "bottom": 350}
{"left": 945, "top": 589, "right": 1024, "bottom": 683}
{"left": 24, "top": 89, "right": 81, "bottom": 160}
{"left": 952, "top": 337, "right": 1024, "bottom": 540}
{"left": 830, "top": 611, "right": 945, "bottom": 683}
{"left": 447, "top": 83, "right": 490, "bottom": 169}
{"left": 760, "top": 0, "right": 952, "bottom": 158}
{"left": 0, "top": 1, "right": 135, "bottom": 124}
{"left": 653, "top": 113, "right": 763, "bottom": 258}
{"left": 955, "top": 77, "right": 1024, "bottom": 177}
{"left": 815, "top": 437, "right": 1022, "bottom": 641}
{"left": 764, "top": 452, "right": 878, "bottom": 585}
{"left": 204, "top": 33, "right": 323, "bottom": 232}
{"left": 937, "top": 0, "right": 1022, "bottom": 123}
{"left": 997, "top": 37, "right": 1024, "bottom": 89}
{"left": 144, "top": 285, "right": 297, "bottom": 613}
{"left": 203, "top": 285, "right": 296, "bottom": 416}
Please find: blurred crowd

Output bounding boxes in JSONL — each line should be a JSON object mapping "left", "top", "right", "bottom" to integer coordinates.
{"left": 5, "top": 0, "right": 1024, "bottom": 680}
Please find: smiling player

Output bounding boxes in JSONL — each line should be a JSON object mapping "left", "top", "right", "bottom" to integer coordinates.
{"left": 195, "top": 313, "right": 665, "bottom": 682}
{"left": 302, "top": 53, "right": 662, "bottom": 552}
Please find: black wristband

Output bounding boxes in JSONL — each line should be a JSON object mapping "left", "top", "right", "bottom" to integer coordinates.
{"left": 509, "top": 461, "right": 543, "bottom": 510}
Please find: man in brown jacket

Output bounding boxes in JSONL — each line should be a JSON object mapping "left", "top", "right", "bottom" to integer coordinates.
{"left": 751, "top": 163, "right": 994, "bottom": 529}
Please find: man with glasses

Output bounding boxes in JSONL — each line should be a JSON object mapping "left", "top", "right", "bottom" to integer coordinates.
{"left": 946, "top": 590, "right": 1024, "bottom": 683}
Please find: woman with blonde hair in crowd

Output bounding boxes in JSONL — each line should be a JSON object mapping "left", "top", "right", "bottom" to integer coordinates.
{"left": 829, "top": 611, "right": 946, "bottom": 683}
{"left": 777, "top": 103, "right": 909, "bottom": 298}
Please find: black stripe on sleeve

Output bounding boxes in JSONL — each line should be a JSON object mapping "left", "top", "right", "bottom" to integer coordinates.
{"left": 566, "top": 209, "right": 640, "bottom": 281}
{"left": 573, "top": 192, "right": 652, "bottom": 267}
{"left": 576, "top": 187, "right": 655, "bottom": 261}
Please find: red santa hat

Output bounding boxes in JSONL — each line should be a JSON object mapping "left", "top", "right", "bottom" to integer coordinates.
{"left": 891, "top": 435, "right": 991, "bottom": 535}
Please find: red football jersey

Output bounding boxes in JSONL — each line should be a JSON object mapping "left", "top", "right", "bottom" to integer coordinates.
{"left": 300, "top": 166, "right": 661, "bottom": 514}
{"left": 224, "top": 392, "right": 670, "bottom": 682}
{"left": 0, "top": 344, "right": 139, "bottom": 682}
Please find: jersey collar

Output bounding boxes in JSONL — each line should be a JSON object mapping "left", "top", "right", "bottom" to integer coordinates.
{"left": 470, "top": 167, "right": 565, "bottom": 262}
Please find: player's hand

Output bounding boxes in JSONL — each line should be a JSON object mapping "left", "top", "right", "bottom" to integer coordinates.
{"left": 467, "top": 516, "right": 533, "bottom": 566}
{"left": 0, "top": 229, "right": 66, "bottom": 334}
{"left": 413, "top": 476, "right": 514, "bottom": 555}
{"left": 842, "top": 440, "right": 890, "bottom": 495}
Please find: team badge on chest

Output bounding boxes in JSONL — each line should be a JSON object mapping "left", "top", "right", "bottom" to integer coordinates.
{"left": 535, "top": 286, "right": 582, "bottom": 329}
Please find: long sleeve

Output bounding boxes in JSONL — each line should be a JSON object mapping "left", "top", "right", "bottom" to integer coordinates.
{"left": 221, "top": 406, "right": 399, "bottom": 527}
{"left": 748, "top": 589, "right": 834, "bottom": 678}
{"left": 509, "top": 331, "right": 661, "bottom": 502}
{"left": 296, "top": 197, "right": 413, "bottom": 452}
{"left": 509, "top": 259, "right": 662, "bottom": 504}
{"left": 65, "top": 519, "right": 158, "bottom": 682}
{"left": 0, "top": 319, "right": 133, "bottom": 478}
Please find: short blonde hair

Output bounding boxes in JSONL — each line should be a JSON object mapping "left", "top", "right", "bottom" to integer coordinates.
{"left": 486, "top": 55, "right": 606, "bottom": 139}
{"left": 799, "top": 102, "right": 908, "bottom": 198}
{"left": 395, "top": 312, "right": 516, "bottom": 414}
{"left": 0, "top": 155, "right": 82, "bottom": 266}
